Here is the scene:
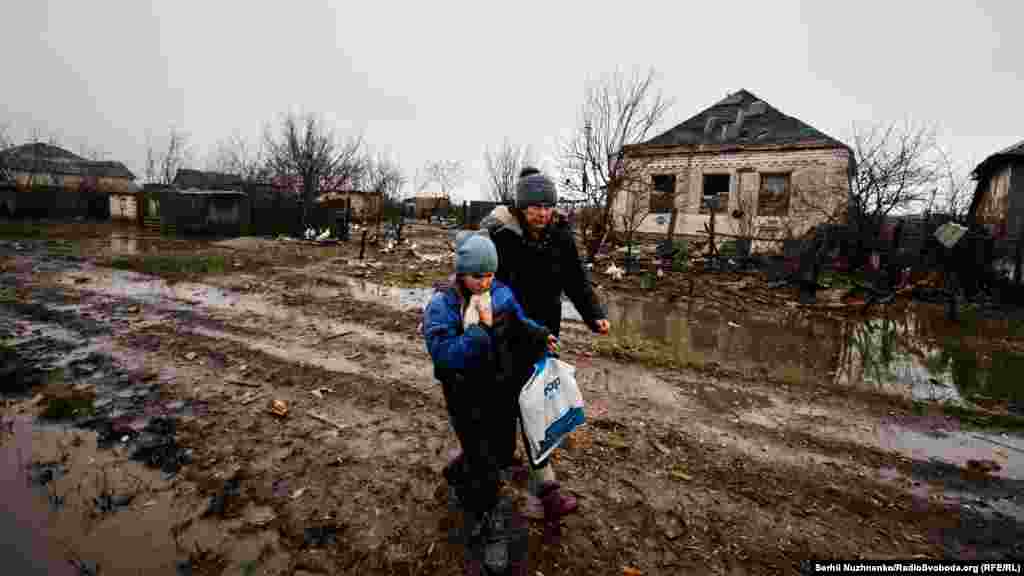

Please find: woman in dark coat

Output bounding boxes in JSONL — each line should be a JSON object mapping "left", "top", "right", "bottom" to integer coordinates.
{"left": 480, "top": 167, "right": 610, "bottom": 537}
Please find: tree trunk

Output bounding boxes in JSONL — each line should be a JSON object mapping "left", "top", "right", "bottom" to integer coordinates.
{"left": 302, "top": 174, "right": 315, "bottom": 230}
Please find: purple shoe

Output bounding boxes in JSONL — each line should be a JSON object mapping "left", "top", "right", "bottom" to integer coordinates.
{"left": 525, "top": 481, "right": 578, "bottom": 519}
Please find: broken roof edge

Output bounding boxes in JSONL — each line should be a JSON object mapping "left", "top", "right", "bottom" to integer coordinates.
{"left": 969, "top": 138, "right": 1024, "bottom": 180}
{"left": 623, "top": 138, "right": 852, "bottom": 157}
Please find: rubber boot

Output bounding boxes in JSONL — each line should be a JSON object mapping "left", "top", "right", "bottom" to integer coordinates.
{"left": 539, "top": 481, "right": 577, "bottom": 545}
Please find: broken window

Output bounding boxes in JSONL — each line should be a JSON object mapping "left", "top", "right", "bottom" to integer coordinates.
{"left": 701, "top": 174, "right": 730, "bottom": 214}
{"left": 649, "top": 174, "right": 675, "bottom": 213}
{"left": 758, "top": 173, "right": 790, "bottom": 217}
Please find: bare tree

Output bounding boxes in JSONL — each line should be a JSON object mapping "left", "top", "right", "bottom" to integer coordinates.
{"left": 484, "top": 139, "right": 534, "bottom": 203}
{"left": 29, "top": 127, "right": 62, "bottom": 146}
{"left": 925, "top": 149, "right": 972, "bottom": 222}
{"left": 419, "top": 160, "right": 464, "bottom": 198}
{"left": 418, "top": 159, "right": 464, "bottom": 220}
{"left": 205, "top": 133, "right": 268, "bottom": 181}
{"left": 264, "top": 112, "right": 365, "bottom": 228}
{"left": 849, "top": 121, "right": 943, "bottom": 225}
{"left": 0, "top": 122, "right": 13, "bottom": 150}
{"left": 559, "top": 67, "right": 673, "bottom": 255}
{"left": 0, "top": 123, "right": 14, "bottom": 183}
{"left": 76, "top": 143, "right": 107, "bottom": 161}
{"left": 366, "top": 153, "right": 408, "bottom": 238}
{"left": 617, "top": 180, "right": 651, "bottom": 273}
{"left": 144, "top": 127, "right": 193, "bottom": 185}
{"left": 842, "top": 121, "right": 945, "bottom": 269}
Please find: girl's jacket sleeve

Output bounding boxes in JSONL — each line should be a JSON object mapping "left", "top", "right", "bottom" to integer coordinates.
{"left": 421, "top": 291, "right": 492, "bottom": 371}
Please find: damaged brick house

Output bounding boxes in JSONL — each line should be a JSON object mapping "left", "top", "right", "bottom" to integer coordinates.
{"left": 968, "top": 138, "right": 1024, "bottom": 281}
{"left": 614, "top": 90, "right": 855, "bottom": 251}
{"left": 0, "top": 142, "right": 137, "bottom": 218}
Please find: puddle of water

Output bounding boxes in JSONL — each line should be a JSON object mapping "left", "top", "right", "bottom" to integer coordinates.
{"left": 602, "top": 295, "right": 1024, "bottom": 409}
{"left": 0, "top": 418, "right": 83, "bottom": 575}
{"left": 69, "top": 265, "right": 1024, "bottom": 411}
{"left": 878, "top": 423, "right": 1024, "bottom": 481}
{"left": 311, "top": 277, "right": 1024, "bottom": 411}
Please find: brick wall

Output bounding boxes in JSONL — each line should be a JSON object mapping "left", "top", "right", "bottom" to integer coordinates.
{"left": 614, "top": 146, "right": 851, "bottom": 246}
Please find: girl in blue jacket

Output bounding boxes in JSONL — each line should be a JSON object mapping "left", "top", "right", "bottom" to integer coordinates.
{"left": 421, "top": 232, "right": 555, "bottom": 573}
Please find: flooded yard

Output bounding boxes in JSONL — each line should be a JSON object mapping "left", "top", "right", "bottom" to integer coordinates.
{"left": 2, "top": 221, "right": 1023, "bottom": 574}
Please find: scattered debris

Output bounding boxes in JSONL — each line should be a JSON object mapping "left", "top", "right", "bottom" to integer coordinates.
{"left": 29, "top": 462, "right": 67, "bottom": 486}
{"left": 320, "top": 330, "right": 353, "bottom": 343}
{"left": 669, "top": 467, "right": 692, "bottom": 482}
{"left": 129, "top": 417, "right": 191, "bottom": 475}
{"left": 244, "top": 504, "right": 277, "bottom": 527}
{"left": 184, "top": 352, "right": 198, "bottom": 361}
{"left": 238, "top": 391, "right": 265, "bottom": 405}
{"left": 203, "top": 477, "right": 242, "bottom": 518}
{"left": 308, "top": 411, "right": 348, "bottom": 431}
{"left": 303, "top": 524, "right": 340, "bottom": 548}
{"left": 225, "top": 377, "right": 261, "bottom": 388}
{"left": 604, "top": 263, "right": 624, "bottom": 281}
{"left": 269, "top": 399, "right": 289, "bottom": 417}
{"left": 94, "top": 491, "right": 135, "bottom": 514}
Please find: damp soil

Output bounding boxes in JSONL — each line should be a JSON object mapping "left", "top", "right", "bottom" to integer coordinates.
{"left": 1, "top": 220, "right": 1023, "bottom": 574}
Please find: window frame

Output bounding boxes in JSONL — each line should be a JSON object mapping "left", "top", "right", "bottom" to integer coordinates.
{"left": 649, "top": 173, "right": 676, "bottom": 214}
{"left": 700, "top": 173, "right": 731, "bottom": 214}
{"left": 758, "top": 172, "right": 791, "bottom": 217}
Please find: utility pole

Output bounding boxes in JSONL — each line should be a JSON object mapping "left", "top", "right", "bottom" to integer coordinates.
{"left": 583, "top": 121, "right": 591, "bottom": 204}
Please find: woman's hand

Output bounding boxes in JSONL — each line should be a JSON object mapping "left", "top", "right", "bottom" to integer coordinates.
{"left": 546, "top": 334, "right": 559, "bottom": 354}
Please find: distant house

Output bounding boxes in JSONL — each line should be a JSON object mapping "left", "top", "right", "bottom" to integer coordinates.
{"left": 614, "top": 89, "right": 855, "bottom": 249}
{"left": 142, "top": 186, "right": 250, "bottom": 236}
{"left": 968, "top": 139, "right": 1024, "bottom": 281}
{"left": 0, "top": 142, "right": 136, "bottom": 218}
{"left": 173, "top": 168, "right": 246, "bottom": 191}
{"left": 315, "top": 190, "right": 382, "bottom": 223}
{"left": 409, "top": 192, "right": 450, "bottom": 220}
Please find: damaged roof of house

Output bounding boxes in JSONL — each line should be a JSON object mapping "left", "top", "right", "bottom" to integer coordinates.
{"left": 971, "top": 138, "right": 1024, "bottom": 179}
{"left": 173, "top": 168, "right": 246, "bottom": 189}
{"left": 638, "top": 89, "right": 849, "bottom": 151}
{"left": 0, "top": 143, "right": 136, "bottom": 179}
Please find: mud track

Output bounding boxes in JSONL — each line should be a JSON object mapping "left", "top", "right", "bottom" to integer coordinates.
{"left": 2, "top": 230, "right": 1022, "bottom": 575}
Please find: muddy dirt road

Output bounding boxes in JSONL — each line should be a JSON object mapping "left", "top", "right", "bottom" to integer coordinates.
{"left": 1, "top": 222, "right": 1022, "bottom": 575}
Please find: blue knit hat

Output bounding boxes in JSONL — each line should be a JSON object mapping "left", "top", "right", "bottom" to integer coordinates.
{"left": 455, "top": 232, "right": 498, "bottom": 275}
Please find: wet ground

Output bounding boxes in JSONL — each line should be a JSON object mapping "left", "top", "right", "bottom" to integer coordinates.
{"left": 2, "top": 220, "right": 1023, "bottom": 574}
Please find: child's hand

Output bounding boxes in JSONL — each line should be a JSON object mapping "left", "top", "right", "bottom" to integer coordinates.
{"left": 546, "top": 334, "right": 559, "bottom": 353}
{"left": 476, "top": 296, "right": 493, "bottom": 326}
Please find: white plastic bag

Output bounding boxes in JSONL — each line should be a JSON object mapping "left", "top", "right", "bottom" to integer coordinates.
{"left": 518, "top": 355, "right": 585, "bottom": 466}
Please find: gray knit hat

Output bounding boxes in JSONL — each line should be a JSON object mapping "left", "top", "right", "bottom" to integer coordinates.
{"left": 515, "top": 169, "right": 558, "bottom": 208}
{"left": 454, "top": 232, "right": 498, "bottom": 275}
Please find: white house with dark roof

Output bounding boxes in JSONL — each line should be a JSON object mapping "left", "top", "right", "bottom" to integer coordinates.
{"left": 613, "top": 89, "right": 855, "bottom": 248}
{"left": 0, "top": 142, "right": 137, "bottom": 218}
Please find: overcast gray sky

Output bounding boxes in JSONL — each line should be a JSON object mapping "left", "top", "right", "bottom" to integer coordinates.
{"left": 3, "top": 0, "right": 1021, "bottom": 201}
